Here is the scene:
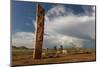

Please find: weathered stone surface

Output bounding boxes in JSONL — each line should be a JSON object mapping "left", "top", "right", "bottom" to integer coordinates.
{"left": 34, "top": 3, "right": 45, "bottom": 59}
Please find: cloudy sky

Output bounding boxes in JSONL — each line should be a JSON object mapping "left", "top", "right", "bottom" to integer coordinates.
{"left": 12, "top": 0, "right": 96, "bottom": 48}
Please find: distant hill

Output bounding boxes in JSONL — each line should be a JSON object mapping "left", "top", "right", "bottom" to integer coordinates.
{"left": 12, "top": 46, "right": 28, "bottom": 49}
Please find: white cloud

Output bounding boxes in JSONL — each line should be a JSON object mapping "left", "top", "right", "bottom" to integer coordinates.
{"left": 12, "top": 32, "right": 35, "bottom": 48}
{"left": 82, "top": 6, "right": 95, "bottom": 16}
{"left": 45, "top": 5, "right": 95, "bottom": 40}
{"left": 12, "top": 5, "right": 95, "bottom": 48}
{"left": 43, "top": 5, "right": 95, "bottom": 48}
{"left": 92, "top": 6, "right": 95, "bottom": 16}
{"left": 46, "top": 5, "right": 72, "bottom": 17}
{"left": 45, "top": 5, "right": 73, "bottom": 22}
{"left": 43, "top": 34, "right": 95, "bottom": 48}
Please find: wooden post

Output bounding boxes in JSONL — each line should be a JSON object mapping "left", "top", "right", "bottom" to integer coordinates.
{"left": 34, "top": 3, "right": 45, "bottom": 59}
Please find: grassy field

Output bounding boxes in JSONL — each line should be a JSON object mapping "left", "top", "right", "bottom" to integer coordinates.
{"left": 12, "top": 47, "right": 96, "bottom": 66}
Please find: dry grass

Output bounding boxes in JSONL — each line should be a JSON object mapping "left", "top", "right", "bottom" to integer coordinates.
{"left": 12, "top": 48, "right": 96, "bottom": 66}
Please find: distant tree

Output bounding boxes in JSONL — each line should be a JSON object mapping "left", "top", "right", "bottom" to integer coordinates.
{"left": 60, "top": 45, "right": 63, "bottom": 53}
{"left": 47, "top": 48, "right": 48, "bottom": 51}
{"left": 46, "top": 48, "right": 49, "bottom": 55}
{"left": 19, "top": 46, "right": 28, "bottom": 49}
{"left": 54, "top": 46, "right": 57, "bottom": 51}
{"left": 60, "top": 45, "right": 63, "bottom": 50}
{"left": 71, "top": 43, "right": 76, "bottom": 48}
{"left": 12, "top": 46, "right": 17, "bottom": 48}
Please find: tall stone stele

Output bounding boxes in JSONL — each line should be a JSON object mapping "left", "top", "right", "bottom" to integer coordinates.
{"left": 33, "top": 3, "right": 45, "bottom": 59}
